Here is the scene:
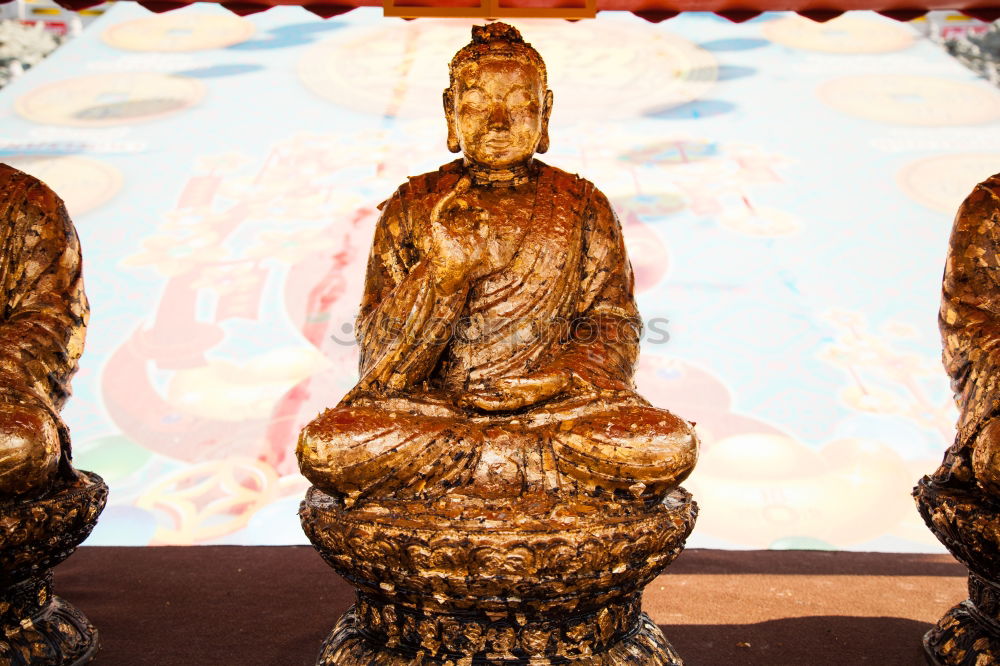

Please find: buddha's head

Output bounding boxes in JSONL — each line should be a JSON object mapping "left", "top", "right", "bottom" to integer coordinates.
{"left": 445, "top": 23, "right": 553, "bottom": 169}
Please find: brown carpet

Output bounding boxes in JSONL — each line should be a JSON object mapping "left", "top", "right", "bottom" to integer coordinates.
{"left": 53, "top": 547, "right": 966, "bottom": 665}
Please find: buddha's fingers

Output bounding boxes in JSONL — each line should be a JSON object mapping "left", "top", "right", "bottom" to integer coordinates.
{"left": 495, "top": 371, "right": 570, "bottom": 395}
{"left": 460, "top": 391, "right": 533, "bottom": 412}
{"left": 461, "top": 370, "right": 572, "bottom": 412}
{"left": 430, "top": 175, "right": 472, "bottom": 226}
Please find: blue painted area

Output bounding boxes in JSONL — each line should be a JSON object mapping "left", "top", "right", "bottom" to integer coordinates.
{"left": 699, "top": 37, "right": 771, "bottom": 50}
{"left": 227, "top": 19, "right": 347, "bottom": 50}
{"left": 175, "top": 63, "right": 265, "bottom": 77}
{"left": 644, "top": 99, "right": 737, "bottom": 119}
{"left": 716, "top": 64, "right": 757, "bottom": 80}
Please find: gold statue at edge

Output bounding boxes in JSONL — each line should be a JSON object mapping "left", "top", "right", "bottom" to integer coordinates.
{"left": 916, "top": 174, "right": 1000, "bottom": 663}
{"left": 932, "top": 174, "right": 1000, "bottom": 496}
{"left": 0, "top": 164, "right": 106, "bottom": 664}
{"left": 0, "top": 163, "right": 86, "bottom": 497}
{"left": 297, "top": 22, "right": 698, "bottom": 505}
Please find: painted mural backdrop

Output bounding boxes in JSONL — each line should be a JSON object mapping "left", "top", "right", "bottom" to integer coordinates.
{"left": 0, "top": 5, "right": 993, "bottom": 550}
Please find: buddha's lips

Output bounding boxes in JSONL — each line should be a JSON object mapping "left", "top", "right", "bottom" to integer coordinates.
{"left": 484, "top": 136, "right": 512, "bottom": 150}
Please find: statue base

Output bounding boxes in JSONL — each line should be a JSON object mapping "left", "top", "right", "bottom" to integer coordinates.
{"left": 0, "top": 471, "right": 108, "bottom": 666}
{"left": 317, "top": 605, "right": 683, "bottom": 665}
{"left": 300, "top": 488, "right": 697, "bottom": 665}
{"left": 915, "top": 477, "right": 1000, "bottom": 665}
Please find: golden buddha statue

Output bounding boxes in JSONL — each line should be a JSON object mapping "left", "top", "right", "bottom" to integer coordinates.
{"left": 916, "top": 173, "right": 1000, "bottom": 663}
{"left": 299, "top": 24, "right": 699, "bottom": 665}
{"left": 0, "top": 163, "right": 106, "bottom": 665}
{"left": 932, "top": 174, "right": 1000, "bottom": 497}
{"left": 297, "top": 22, "right": 698, "bottom": 507}
{"left": 0, "top": 163, "right": 86, "bottom": 497}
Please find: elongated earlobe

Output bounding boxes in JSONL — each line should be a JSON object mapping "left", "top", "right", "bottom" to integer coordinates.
{"left": 537, "top": 89, "right": 554, "bottom": 154}
{"left": 447, "top": 127, "right": 461, "bottom": 153}
{"left": 444, "top": 89, "right": 461, "bottom": 153}
{"left": 537, "top": 129, "right": 550, "bottom": 154}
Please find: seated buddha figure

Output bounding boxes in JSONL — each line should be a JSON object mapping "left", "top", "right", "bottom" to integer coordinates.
{"left": 935, "top": 173, "right": 1000, "bottom": 498}
{"left": 0, "top": 164, "right": 86, "bottom": 497}
{"left": 297, "top": 23, "right": 698, "bottom": 504}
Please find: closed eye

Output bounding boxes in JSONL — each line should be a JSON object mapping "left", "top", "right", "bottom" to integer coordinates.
{"left": 505, "top": 90, "right": 535, "bottom": 108}
{"left": 460, "top": 90, "right": 487, "bottom": 112}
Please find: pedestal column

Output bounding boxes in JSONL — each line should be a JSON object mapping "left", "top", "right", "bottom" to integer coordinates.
{"left": 915, "top": 477, "right": 1000, "bottom": 664}
{"left": 0, "top": 471, "right": 107, "bottom": 666}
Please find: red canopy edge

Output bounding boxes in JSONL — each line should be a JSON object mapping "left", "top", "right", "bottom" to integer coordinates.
{"left": 4, "top": 0, "right": 999, "bottom": 22}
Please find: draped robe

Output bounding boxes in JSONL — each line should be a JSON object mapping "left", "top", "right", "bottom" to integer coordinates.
{"left": 934, "top": 174, "right": 1000, "bottom": 492}
{"left": 298, "top": 160, "right": 697, "bottom": 503}
{"left": 0, "top": 164, "right": 87, "bottom": 495}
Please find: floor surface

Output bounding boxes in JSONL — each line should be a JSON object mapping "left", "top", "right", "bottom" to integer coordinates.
{"left": 54, "top": 546, "right": 965, "bottom": 665}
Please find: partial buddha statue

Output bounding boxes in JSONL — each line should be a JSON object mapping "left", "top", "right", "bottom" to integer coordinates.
{"left": 297, "top": 22, "right": 698, "bottom": 505}
{"left": 915, "top": 174, "right": 1000, "bottom": 664}
{"left": 0, "top": 163, "right": 86, "bottom": 497}
{"left": 933, "top": 173, "right": 1000, "bottom": 497}
{"left": 0, "top": 163, "right": 104, "bottom": 666}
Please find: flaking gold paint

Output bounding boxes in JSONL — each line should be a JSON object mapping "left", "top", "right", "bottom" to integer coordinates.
{"left": 917, "top": 173, "right": 1000, "bottom": 664}
{"left": 0, "top": 163, "right": 87, "bottom": 497}
{"left": 298, "top": 23, "right": 698, "bottom": 665}
{"left": 0, "top": 163, "right": 105, "bottom": 665}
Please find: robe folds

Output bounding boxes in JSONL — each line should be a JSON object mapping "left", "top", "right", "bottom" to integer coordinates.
{"left": 298, "top": 160, "right": 697, "bottom": 502}
{"left": 0, "top": 163, "right": 87, "bottom": 489}
{"left": 935, "top": 174, "right": 1000, "bottom": 489}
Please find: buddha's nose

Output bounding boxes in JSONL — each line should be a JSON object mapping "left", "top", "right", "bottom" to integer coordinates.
{"left": 487, "top": 105, "right": 511, "bottom": 130}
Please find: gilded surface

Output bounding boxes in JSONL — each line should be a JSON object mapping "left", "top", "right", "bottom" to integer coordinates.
{"left": 0, "top": 164, "right": 104, "bottom": 665}
{"left": 296, "top": 22, "right": 697, "bottom": 509}
{"left": 0, "top": 163, "right": 87, "bottom": 497}
{"left": 917, "top": 173, "right": 1000, "bottom": 664}
{"left": 915, "top": 479, "right": 1000, "bottom": 664}
{"left": 319, "top": 607, "right": 682, "bottom": 665}
{"left": 298, "top": 23, "right": 697, "bottom": 665}
{"left": 301, "top": 488, "right": 695, "bottom": 664}
{"left": 0, "top": 473, "right": 106, "bottom": 666}
{"left": 302, "top": 489, "right": 695, "bottom": 609}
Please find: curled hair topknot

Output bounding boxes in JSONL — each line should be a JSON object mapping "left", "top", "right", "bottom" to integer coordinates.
{"left": 471, "top": 22, "right": 525, "bottom": 44}
{"left": 448, "top": 22, "right": 547, "bottom": 87}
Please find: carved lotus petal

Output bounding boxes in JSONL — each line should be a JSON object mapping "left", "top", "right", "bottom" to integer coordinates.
{"left": 518, "top": 624, "right": 551, "bottom": 654}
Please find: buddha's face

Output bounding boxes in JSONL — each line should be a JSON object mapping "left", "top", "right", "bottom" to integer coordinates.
{"left": 445, "top": 56, "right": 553, "bottom": 168}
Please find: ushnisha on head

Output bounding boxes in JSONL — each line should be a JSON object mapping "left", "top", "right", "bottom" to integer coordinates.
{"left": 444, "top": 23, "right": 554, "bottom": 171}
